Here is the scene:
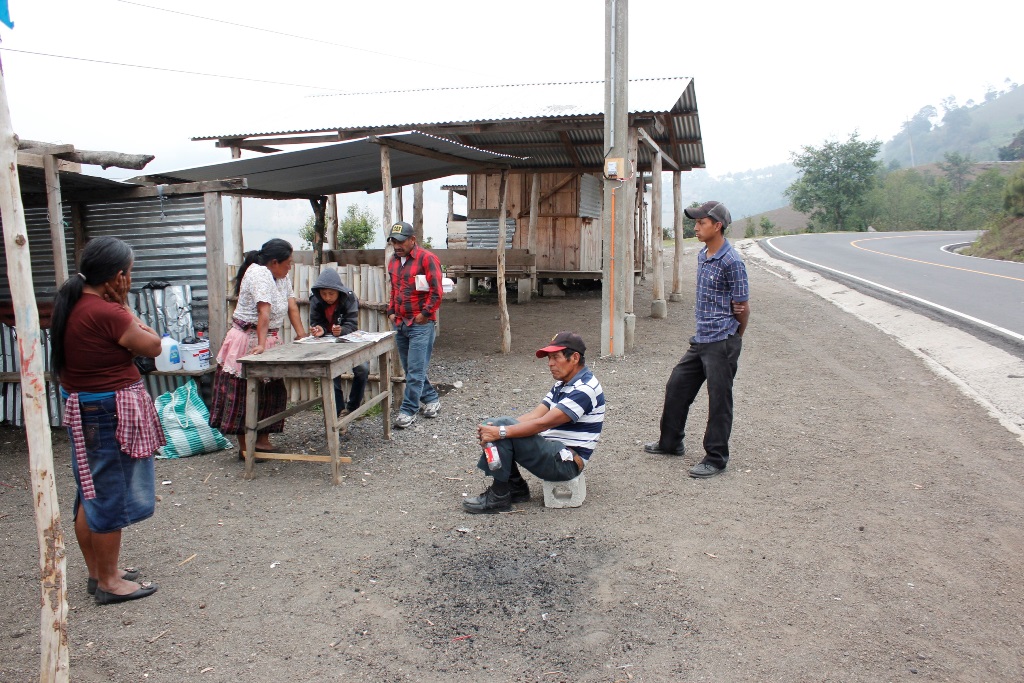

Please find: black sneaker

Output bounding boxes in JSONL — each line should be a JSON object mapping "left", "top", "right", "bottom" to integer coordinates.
{"left": 643, "top": 441, "right": 685, "bottom": 456}
{"left": 462, "top": 486, "right": 512, "bottom": 514}
{"left": 688, "top": 462, "right": 724, "bottom": 478}
{"left": 509, "top": 479, "right": 531, "bottom": 503}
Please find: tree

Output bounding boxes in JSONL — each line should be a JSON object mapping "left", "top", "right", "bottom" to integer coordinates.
{"left": 299, "top": 204, "right": 378, "bottom": 249}
{"left": 785, "top": 132, "right": 882, "bottom": 231}
{"left": 1005, "top": 166, "right": 1024, "bottom": 217}
{"left": 938, "top": 152, "right": 973, "bottom": 194}
{"left": 759, "top": 216, "right": 776, "bottom": 236}
{"left": 998, "top": 127, "right": 1024, "bottom": 161}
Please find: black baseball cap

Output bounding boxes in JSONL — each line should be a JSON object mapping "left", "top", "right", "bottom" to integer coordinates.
{"left": 684, "top": 201, "right": 731, "bottom": 229}
{"left": 388, "top": 221, "right": 414, "bottom": 242}
{"left": 536, "top": 331, "right": 587, "bottom": 358}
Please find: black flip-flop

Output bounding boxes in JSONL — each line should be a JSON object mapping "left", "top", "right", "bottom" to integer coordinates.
{"left": 87, "top": 568, "right": 140, "bottom": 596}
{"left": 94, "top": 581, "right": 158, "bottom": 605}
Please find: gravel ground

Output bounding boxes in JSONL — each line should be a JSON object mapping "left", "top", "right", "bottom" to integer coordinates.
{"left": 2, "top": 243, "right": 1023, "bottom": 682}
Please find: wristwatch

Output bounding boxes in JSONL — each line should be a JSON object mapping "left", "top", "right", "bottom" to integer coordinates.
{"left": 498, "top": 426, "right": 507, "bottom": 439}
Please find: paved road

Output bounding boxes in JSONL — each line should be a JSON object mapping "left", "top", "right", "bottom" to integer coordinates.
{"left": 762, "top": 231, "right": 1024, "bottom": 343}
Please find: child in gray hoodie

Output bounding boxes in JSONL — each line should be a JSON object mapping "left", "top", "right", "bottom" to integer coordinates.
{"left": 309, "top": 268, "right": 368, "bottom": 417}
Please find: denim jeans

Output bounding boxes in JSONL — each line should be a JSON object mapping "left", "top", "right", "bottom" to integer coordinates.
{"left": 476, "top": 417, "right": 580, "bottom": 483}
{"left": 70, "top": 396, "right": 156, "bottom": 533}
{"left": 334, "top": 362, "right": 369, "bottom": 413}
{"left": 657, "top": 335, "right": 742, "bottom": 469}
{"left": 395, "top": 321, "right": 439, "bottom": 416}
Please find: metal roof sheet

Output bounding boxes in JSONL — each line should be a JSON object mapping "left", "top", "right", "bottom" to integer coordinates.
{"left": 194, "top": 77, "right": 697, "bottom": 141}
{"left": 140, "top": 131, "right": 524, "bottom": 196}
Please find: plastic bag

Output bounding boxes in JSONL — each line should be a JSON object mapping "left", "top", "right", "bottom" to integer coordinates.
{"left": 154, "top": 380, "right": 231, "bottom": 458}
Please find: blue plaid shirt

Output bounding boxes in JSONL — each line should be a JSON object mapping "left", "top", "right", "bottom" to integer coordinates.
{"left": 694, "top": 239, "right": 749, "bottom": 343}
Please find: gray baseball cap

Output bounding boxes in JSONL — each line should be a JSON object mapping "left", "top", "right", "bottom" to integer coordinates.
{"left": 684, "top": 201, "right": 731, "bottom": 229}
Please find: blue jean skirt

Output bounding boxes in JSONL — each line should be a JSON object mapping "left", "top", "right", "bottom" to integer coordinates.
{"left": 70, "top": 395, "right": 156, "bottom": 534}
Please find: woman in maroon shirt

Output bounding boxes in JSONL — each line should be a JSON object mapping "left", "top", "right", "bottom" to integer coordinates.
{"left": 51, "top": 236, "right": 164, "bottom": 605}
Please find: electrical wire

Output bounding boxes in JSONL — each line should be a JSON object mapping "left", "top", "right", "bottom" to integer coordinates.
{"left": 112, "top": 0, "right": 484, "bottom": 75}
{"left": 0, "top": 47, "right": 347, "bottom": 91}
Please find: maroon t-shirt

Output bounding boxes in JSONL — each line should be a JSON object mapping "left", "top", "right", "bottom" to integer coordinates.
{"left": 60, "top": 294, "right": 141, "bottom": 392}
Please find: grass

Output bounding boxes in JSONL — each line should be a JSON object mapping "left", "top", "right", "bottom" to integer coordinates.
{"left": 964, "top": 215, "right": 1024, "bottom": 263}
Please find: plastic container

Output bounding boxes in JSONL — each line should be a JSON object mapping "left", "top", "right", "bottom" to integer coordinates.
{"left": 483, "top": 442, "right": 501, "bottom": 471}
{"left": 179, "top": 339, "right": 210, "bottom": 372}
{"left": 156, "top": 333, "right": 183, "bottom": 372}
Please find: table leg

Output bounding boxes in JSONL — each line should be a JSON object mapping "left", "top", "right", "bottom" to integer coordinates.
{"left": 322, "top": 373, "right": 341, "bottom": 485}
{"left": 244, "top": 377, "right": 258, "bottom": 480}
{"left": 380, "top": 349, "right": 392, "bottom": 440}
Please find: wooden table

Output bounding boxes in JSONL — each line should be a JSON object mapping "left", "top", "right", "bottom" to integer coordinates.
{"left": 236, "top": 332, "right": 395, "bottom": 484}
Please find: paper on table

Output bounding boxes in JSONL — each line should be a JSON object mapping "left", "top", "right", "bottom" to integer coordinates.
{"left": 295, "top": 335, "right": 342, "bottom": 344}
{"left": 339, "top": 330, "right": 392, "bottom": 343}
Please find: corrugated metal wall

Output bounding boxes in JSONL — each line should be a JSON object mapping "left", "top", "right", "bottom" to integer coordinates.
{"left": 465, "top": 218, "right": 516, "bottom": 249}
{"left": 0, "top": 195, "right": 210, "bottom": 425}
{"left": 579, "top": 173, "right": 602, "bottom": 219}
{"left": 0, "top": 206, "right": 75, "bottom": 303}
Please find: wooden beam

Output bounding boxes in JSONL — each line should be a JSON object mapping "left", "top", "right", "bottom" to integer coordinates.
{"left": 671, "top": 170, "right": 685, "bottom": 301}
{"left": 15, "top": 151, "right": 80, "bottom": 173}
{"left": 637, "top": 128, "right": 679, "bottom": 170}
{"left": 107, "top": 178, "right": 248, "bottom": 198}
{"left": 326, "top": 195, "right": 339, "bottom": 251}
{"left": 20, "top": 142, "right": 155, "bottom": 170}
{"left": 42, "top": 155, "right": 69, "bottom": 287}
{"left": 496, "top": 169, "right": 511, "bottom": 353}
{"left": 413, "top": 182, "right": 424, "bottom": 242}
{"left": 650, "top": 151, "right": 666, "bottom": 315}
{"left": 216, "top": 133, "right": 341, "bottom": 147}
{"left": 527, "top": 173, "right": 540, "bottom": 295}
{"left": 229, "top": 146, "right": 244, "bottom": 266}
{"left": 368, "top": 135, "right": 508, "bottom": 169}
{"left": 204, "top": 192, "right": 227, "bottom": 359}
{"left": 0, "top": 72, "right": 69, "bottom": 682}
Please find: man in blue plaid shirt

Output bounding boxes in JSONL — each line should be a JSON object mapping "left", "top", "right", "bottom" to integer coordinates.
{"left": 644, "top": 201, "right": 750, "bottom": 478}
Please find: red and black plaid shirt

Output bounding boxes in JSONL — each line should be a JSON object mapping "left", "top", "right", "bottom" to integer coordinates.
{"left": 387, "top": 245, "right": 443, "bottom": 324}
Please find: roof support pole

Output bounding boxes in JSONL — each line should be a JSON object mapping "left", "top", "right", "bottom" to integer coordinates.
{"left": 413, "top": 182, "right": 424, "bottom": 242}
{"left": 310, "top": 196, "right": 327, "bottom": 268}
{"left": 326, "top": 195, "right": 338, "bottom": 251}
{"left": 394, "top": 186, "right": 404, "bottom": 223}
{"left": 670, "top": 170, "right": 685, "bottom": 302}
{"left": 496, "top": 169, "right": 511, "bottom": 353}
{"left": 526, "top": 173, "right": 540, "bottom": 299}
{"left": 380, "top": 145, "right": 394, "bottom": 299}
{"left": 43, "top": 153, "right": 69, "bottom": 287}
{"left": 204, "top": 192, "right": 227, "bottom": 358}
{"left": 0, "top": 64, "right": 69, "bottom": 683}
{"left": 601, "top": 0, "right": 629, "bottom": 357}
{"left": 228, "top": 146, "right": 244, "bottom": 266}
{"left": 650, "top": 152, "right": 667, "bottom": 318}
{"left": 623, "top": 125, "right": 638, "bottom": 353}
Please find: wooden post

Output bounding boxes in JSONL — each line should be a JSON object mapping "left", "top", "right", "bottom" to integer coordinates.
{"left": 228, "top": 146, "right": 244, "bottom": 266}
{"left": 670, "top": 170, "right": 685, "bottom": 302}
{"left": 309, "top": 196, "right": 327, "bottom": 268}
{"left": 446, "top": 188, "right": 454, "bottom": 224}
{"left": 380, "top": 146, "right": 394, "bottom": 310}
{"left": 43, "top": 154, "right": 69, "bottom": 287}
{"left": 413, "top": 182, "right": 424, "bottom": 243}
{"left": 326, "top": 195, "right": 338, "bottom": 251}
{"left": 70, "top": 202, "right": 85, "bottom": 267}
{"left": 625, "top": 127, "right": 638, "bottom": 314}
{"left": 204, "top": 192, "right": 227, "bottom": 358}
{"left": 0, "top": 63, "right": 69, "bottom": 683}
{"left": 527, "top": 173, "right": 540, "bottom": 297}
{"left": 496, "top": 170, "right": 511, "bottom": 353}
{"left": 650, "top": 152, "right": 667, "bottom": 318}
{"left": 394, "top": 186, "right": 403, "bottom": 222}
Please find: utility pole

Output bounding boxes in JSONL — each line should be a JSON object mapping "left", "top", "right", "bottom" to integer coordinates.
{"left": 601, "top": 0, "right": 630, "bottom": 357}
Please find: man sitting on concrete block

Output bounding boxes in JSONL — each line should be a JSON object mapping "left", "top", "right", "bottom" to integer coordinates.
{"left": 463, "top": 331, "right": 605, "bottom": 514}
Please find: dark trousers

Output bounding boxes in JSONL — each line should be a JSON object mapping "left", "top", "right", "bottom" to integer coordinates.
{"left": 476, "top": 417, "right": 580, "bottom": 483}
{"left": 333, "top": 362, "right": 369, "bottom": 413}
{"left": 657, "top": 335, "right": 742, "bottom": 469}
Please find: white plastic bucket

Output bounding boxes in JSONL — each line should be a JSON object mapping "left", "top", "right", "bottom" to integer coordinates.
{"left": 179, "top": 339, "right": 210, "bottom": 372}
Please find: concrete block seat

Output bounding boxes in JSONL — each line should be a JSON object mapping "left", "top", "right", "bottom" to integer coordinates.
{"left": 542, "top": 472, "right": 587, "bottom": 508}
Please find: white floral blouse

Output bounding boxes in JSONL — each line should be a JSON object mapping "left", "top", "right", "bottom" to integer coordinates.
{"left": 234, "top": 264, "right": 292, "bottom": 328}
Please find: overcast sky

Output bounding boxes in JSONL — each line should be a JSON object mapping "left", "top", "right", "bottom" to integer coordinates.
{"left": 2, "top": 0, "right": 1020, "bottom": 250}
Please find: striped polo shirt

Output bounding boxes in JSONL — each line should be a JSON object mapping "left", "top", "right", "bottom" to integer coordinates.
{"left": 541, "top": 367, "right": 605, "bottom": 460}
{"left": 694, "top": 239, "right": 749, "bottom": 343}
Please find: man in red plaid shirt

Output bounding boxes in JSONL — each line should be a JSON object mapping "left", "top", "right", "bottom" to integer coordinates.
{"left": 386, "top": 221, "right": 444, "bottom": 428}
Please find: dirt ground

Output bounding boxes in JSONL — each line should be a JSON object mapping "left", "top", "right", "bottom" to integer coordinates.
{"left": 2, "top": 244, "right": 1023, "bottom": 682}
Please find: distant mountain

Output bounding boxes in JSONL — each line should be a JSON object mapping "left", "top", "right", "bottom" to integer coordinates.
{"left": 883, "top": 84, "right": 1024, "bottom": 168}
{"left": 657, "top": 162, "right": 799, "bottom": 224}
